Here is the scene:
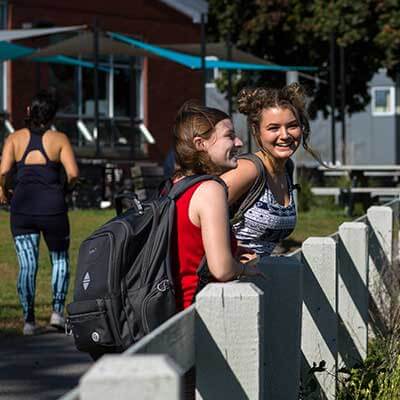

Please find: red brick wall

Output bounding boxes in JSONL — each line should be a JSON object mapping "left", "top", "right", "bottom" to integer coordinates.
{"left": 8, "top": 0, "right": 202, "bottom": 161}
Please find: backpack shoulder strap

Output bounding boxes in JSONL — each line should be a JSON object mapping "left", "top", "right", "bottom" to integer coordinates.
{"left": 285, "top": 158, "right": 300, "bottom": 191}
{"left": 167, "top": 175, "right": 228, "bottom": 200}
{"left": 286, "top": 158, "right": 294, "bottom": 186}
{"left": 230, "top": 153, "right": 267, "bottom": 225}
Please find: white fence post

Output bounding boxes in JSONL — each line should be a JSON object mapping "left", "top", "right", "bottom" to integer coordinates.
{"left": 390, "top": 200, "right": 400, "bottom": 262}
{"left": 338, "top": 222, "right": 369, "bottom": 368}
{"left": 367, "top": 206, "right": 394, "bottom": 335}
{"left": 79, "top": 355, "right": 182, "bottom": 400}
{"left": 301, "top": 237, "right": 338, "bottom": 400}
{"left": 195, "top": 282, "right": 264, "bottom": 400}
{"left": 367, "top": 206, "right": 393, "bottom": 266}
{"left": 248, "top": 255, "right": 303, "bottom": 400}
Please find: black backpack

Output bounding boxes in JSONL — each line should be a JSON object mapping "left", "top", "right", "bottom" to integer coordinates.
{"left": 66, "top": 175, "right": 222, "bottom": 358}
{"left": 230, "top": 154, "right": 298, "bottom": 225}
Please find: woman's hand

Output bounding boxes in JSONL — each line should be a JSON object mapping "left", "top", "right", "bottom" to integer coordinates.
{"left": 238, "top": 256, "right": 266, "bottom": 280}
{"left": 0, "top": 186, "right": 8, "bottom": 205}
{"left": 243, "top": 254, "right": 260, "bottom": 267}
{"left": 236, "top": 246, "right": 258, "bottom": 263}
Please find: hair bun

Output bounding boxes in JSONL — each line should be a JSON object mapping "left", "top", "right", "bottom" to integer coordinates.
{"left": 237, "top": 87, "right": 268, "bottom": 115}
{"left": 282, "top": 82, "right": 306, "bottom": 109}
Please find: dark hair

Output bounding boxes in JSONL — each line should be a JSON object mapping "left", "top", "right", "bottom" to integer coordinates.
{"left": 173, "top": 100, "right": 230, "bottom": 176}
{"left": 25, "top": 90, "right": 58, "bottom": 129}
{"left": 237, "top": 82, "right": 323, "bottom": 165}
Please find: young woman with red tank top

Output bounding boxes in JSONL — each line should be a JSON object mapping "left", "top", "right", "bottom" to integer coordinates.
{"left": 170, "top": 101, "right": 265, "bottom": 311}
{"left": 172, "top": 181, "right": 238, "bottom": 309}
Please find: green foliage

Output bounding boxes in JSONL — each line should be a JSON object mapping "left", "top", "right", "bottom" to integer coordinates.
{"left": 207, "top": 0, "right": 397, "bottom": 118}
{"left": 338, "top": 338, "right": 400, "bottom": 400}
{"left": 375, "top": 0, "right": 400, "bottom": 76}
{"left": 335, "top": 175, "right": 352, "bottom": 189}
{"left": 297, "top": 174, "right": 317, "bottom": 212}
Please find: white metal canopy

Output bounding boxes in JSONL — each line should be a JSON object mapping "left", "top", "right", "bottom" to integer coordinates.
{"left": 0, "top": 25, "right": 86, "bottom": 42}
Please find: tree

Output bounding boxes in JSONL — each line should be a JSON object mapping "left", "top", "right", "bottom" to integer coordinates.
{"left": 374, "top": 0, "right": 400, "bottom": 79}
{"left": 207, "top": 0, "right": 388, "bottom": 118}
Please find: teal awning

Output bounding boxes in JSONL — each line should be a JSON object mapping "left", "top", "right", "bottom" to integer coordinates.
{"left": 0, "top": 41, "right": 109, "bottom": 70}
{"left": 0, "top": 42, "right": 34, "bottom": 60}
{"left": 109, "top": 32, "right": 200, "bottom": 69}
{"left": 108, "top": 32, "right": 318, "bottom": 72}
{"left": 34, "top": 54, "right": 107, "bottom": 70}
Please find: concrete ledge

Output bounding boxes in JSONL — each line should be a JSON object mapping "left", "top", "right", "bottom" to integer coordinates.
{"left": 80, "top": 355, "right": 182, "bottom": 400}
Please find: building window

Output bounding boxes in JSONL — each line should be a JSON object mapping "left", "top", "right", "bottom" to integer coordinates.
{"left": 81, "top": 66, "right": 108, "bottom": 117}
{"left": 371, "top": 86, "right": 395, "bottom": 116}
{"left": 49, "top": 56, "right": 142, "bottom": 120}
{"left": 205, "top": 56, "right": 219, "bottom": 87}
{"left": 49, "top": 55, "right": 144, "bottom": 153}
{"left": 49, "top": 63, "right": 78, "bottom": 114}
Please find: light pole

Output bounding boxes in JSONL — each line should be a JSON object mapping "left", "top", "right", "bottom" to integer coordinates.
{"left": 329, "top": 31, "right": 337, "bottom": 165}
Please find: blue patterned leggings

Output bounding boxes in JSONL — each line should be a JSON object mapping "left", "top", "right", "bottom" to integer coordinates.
{"left": 14, "top": 234, "right": 70, "bottom": 322}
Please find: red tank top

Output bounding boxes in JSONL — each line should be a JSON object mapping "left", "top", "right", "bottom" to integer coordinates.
{"left": 172, "top": 181, "right": 237, "bottom": 310}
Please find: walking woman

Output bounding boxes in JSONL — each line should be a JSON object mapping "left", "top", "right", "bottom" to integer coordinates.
{"left": 0, "top": 90, "right": 79, "bottom": 335}
{"left": 171, "top": 101, "right": 263, "bottom": 311}
{"left": 222, "top": 83, "right": 321, "bottom": 256}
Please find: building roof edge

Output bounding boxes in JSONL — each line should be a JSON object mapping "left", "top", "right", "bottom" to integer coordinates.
{"left": 159, "top": 0, "right": 208, "bottom": 23}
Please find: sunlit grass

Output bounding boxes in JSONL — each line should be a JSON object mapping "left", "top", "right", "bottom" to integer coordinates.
{"left": 0, "top": 209, "right": 114, "bottom": 336}
{"left": 0, "top": 206, "right": 350, "bottom": 336}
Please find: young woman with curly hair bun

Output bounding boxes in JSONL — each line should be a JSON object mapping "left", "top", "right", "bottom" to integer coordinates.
{"left": 222, "top": 83, "right": 321, "bottom": 256}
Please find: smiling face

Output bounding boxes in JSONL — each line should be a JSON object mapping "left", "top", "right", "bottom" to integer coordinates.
{"left": 257, "top": 107, "right": 302, "bottom": 161}
{"left": 197, "top": 118, "right": 243, "bottom": 172}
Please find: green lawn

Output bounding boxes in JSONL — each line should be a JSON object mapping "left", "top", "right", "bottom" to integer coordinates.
{"left": 292, "top": 208, "right": 352, "bottom": 240}
{"left": 0, "top": 209, "right": 114, "bottom": 336}
{"left": 0, "top": 206, "right": 351, "bottom": 336}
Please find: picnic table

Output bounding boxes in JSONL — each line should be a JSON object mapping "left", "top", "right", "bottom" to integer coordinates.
{"left": 313, "top": 165, "right": 400, "bottom": 216}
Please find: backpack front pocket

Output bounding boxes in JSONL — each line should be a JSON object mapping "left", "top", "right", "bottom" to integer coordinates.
{"left": 67, "top": 299, "right": 115, "bottom": 351}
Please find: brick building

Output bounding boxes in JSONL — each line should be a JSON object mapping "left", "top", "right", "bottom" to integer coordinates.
{"left": 0, "top": 0, "right": 206, "bottom": 164}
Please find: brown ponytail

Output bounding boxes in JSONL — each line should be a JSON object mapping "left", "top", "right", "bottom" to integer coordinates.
{"left": 173, "top": 100, "right": 230, "bottom": 176}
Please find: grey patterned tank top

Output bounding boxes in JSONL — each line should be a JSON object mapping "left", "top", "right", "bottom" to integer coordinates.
{"left": 232, "top": 173, "right": 297, "bottom": 256}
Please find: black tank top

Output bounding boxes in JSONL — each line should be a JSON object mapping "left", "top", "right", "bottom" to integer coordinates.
{"left": 10, "top": 128, "right": 67, "bottom": 215}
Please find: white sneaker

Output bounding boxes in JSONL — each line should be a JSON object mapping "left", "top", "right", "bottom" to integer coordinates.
{"left": 50, "top": 311, "right": 65, "bottom": 330}
{"left": 23, "top": 322, "right": 38, "bottom": 336}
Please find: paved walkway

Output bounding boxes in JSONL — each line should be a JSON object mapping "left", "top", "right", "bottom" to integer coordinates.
{"left": 0, "top": 328, "right": 92, "bottom": 400}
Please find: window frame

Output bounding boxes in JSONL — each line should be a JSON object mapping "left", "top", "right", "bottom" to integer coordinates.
{"left": 371, "top": 86, "right": 395, "bottom": 117}
{"left": 205, "top": 55, "right": 220, "bottom": 88}
{"left": 53, "top": 55, "right": 143, "bottom": 121}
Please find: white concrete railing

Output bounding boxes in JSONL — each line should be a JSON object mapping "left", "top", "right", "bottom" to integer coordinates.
{"left": 59, "top": 200, "right": 400, "bottom": 400}
{"left": 296, "top": 200, "right": 400, "bottom": 400}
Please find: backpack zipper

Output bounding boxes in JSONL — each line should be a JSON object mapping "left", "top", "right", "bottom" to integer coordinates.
{"left": 107, "top": 219, "right": 133, "bottom": 293}
{"left": 141, "top": 202, "right": 160, "bottom": 286}
{"left": 121, "top": 277, "right": 135, "bottom": 342}
{"left": 141, "top": 279, "right": 170, "bottom": 333}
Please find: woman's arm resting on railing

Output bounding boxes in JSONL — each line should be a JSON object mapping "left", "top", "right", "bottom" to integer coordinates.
{"left": 191, "top": 180, "right": 265, "bottom": 281}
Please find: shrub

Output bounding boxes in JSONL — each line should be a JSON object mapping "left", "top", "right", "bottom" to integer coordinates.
{"left": 337, "top": 337, "right": 400, "bottom": 399}
{"left": 297, "top": 175, "right": 317, "bottom": 212}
